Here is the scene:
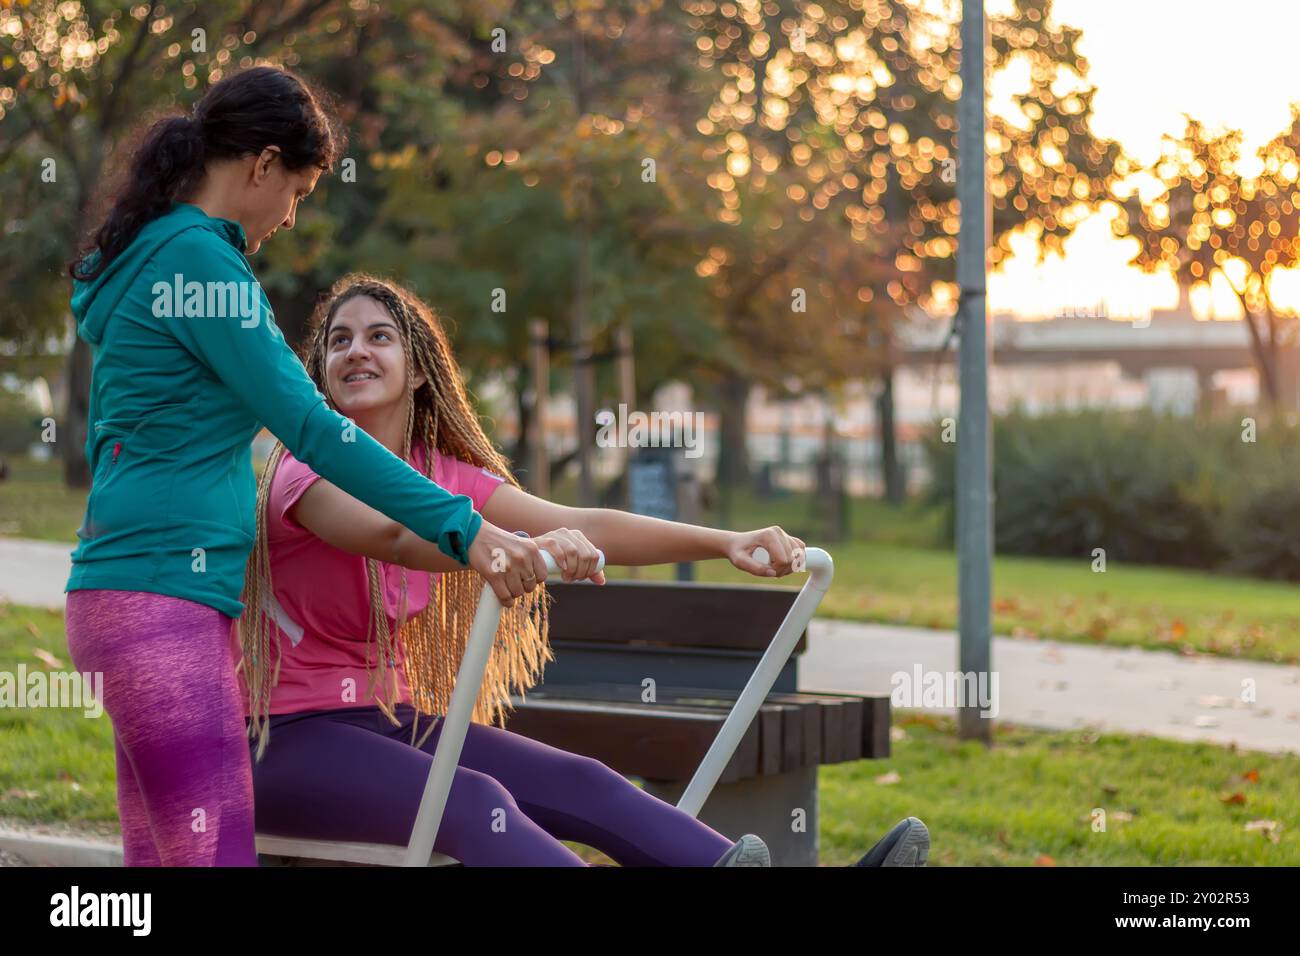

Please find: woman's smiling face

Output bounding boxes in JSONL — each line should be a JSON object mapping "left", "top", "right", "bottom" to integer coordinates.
{"left": 323, "top": 295, "right": 426, "bottom": 416}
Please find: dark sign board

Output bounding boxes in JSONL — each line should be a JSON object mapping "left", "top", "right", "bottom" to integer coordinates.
{"left": 628, "top": 453, "right": 676, "bottom": 521}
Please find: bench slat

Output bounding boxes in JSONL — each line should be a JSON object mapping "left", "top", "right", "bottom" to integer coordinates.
{"left": 523, "top": 682, "right": 890, "bottom": 765}
{"left": 545, "top": 580, "right": 808, "bottom": 654}
{"left": 504, "top": 697, "right": 762, "bottom": 784}
{"left": 794, "top": 691, "right": 891, "bottom": 760}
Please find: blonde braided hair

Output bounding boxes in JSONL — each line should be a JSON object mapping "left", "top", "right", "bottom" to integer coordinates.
{"left": 239, "top": 273, "right": 552, "bottom": 761}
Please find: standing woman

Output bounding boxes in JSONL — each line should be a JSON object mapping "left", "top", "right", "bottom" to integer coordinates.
{"left": 64, "top": 66, "right": 546, "bottom": 867}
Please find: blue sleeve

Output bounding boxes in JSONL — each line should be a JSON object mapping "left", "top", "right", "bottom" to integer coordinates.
{"left": 160, "top": 228, "right": 481, "bottom": 563}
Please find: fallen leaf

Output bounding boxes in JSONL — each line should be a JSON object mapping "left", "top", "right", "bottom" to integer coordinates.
{"left": 888, "top": 726, "right": 908, "bottom": 743}
{"left": 1196, "top": 695, "right": 1229, "bottom": 708}
{"left": 997, "top": 830, "right": 1011, "bottom": 847}
{"left": 1244, "top": 820, "right": 1281, "bottom": 842}
{"left": 874, "top": 770, "right": 902, "bottom": 786}
{"left": 1220, "top": 792, "right": 1247, "bottom": 805}
{"left": 1112, "top": 811, "right": 1134, "bottom": 823}
{"left": 1225, "top": 770, "right": 1261, "bottom": 789}
{"left": 33, "top": 648, "right": 63, "bottom": 669}
{"left": 25, "top": 621, "right": 40, "bottom": 639}
{"left": 1034, "top": 855, "right": 1056, "bottom": 867}
{"left": 1101, "top": 783, "right": 1120, "bottom": 796}
{"left": 3, "top": 789, "right": 40, "bottom": 800}
{"left": 1193, "top": 715, "right": 1219, "bottom": 728}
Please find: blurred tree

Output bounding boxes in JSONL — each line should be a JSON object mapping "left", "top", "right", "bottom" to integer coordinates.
{"left": 1, "top": 0, "right": 1119, "bottom": 500}
{"left": 1111, "top": 113, "right": 1300, "bottom": 408}
{"left": 344, "top": 0, "right": 727, "bottom": 489}
{"left": 0, "top": 0, "right": 509, "bottom": 485}
{"left": 683, "top": 0, "right": 1118, "bottom": 505}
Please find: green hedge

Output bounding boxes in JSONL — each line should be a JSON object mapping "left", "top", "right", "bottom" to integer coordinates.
{"left": 0, "top": 387, "right": 42, "bottom": 455}
{"left": 923, "top": 409, "right": 1300, "bottom": 579}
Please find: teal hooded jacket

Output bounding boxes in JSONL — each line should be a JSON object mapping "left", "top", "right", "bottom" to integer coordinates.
{"left": 67, "top": 203, "right": 483, "bottom": 618}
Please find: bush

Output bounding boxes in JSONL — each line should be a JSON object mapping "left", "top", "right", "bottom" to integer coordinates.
{"left": 0, "top": 386, "right": 42, "bottom": 455}
{"left": 1222, "top": 482, "right": 1300, "bottom": 580}
{"left": 923, "top": 408, "right": 1300, "bottom": 579}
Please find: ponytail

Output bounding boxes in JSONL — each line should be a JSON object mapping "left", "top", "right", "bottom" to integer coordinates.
{"left": 69, "top": 65, "right": 344, "bottom": 282}
{"left": 70, "top": 115, "right": 206, "bottom": 281}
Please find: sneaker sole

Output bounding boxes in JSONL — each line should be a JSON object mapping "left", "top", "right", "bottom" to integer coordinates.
{"left": 882, "top": 819, "right": 930, "bottom": 867}
{"left": 719, "top": 834, "right": 771, "bottom": 867}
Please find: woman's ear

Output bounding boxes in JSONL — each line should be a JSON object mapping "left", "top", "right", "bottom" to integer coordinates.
{"left": 252, "top": 147, "right": 281, "bottom": 185}
{"left": 412, "top": 368, "right": 428, "bottom": 390}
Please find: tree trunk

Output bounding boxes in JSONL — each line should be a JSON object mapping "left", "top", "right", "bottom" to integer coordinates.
{"left": 715, "top": 369, "right": 751, "bottom": 526}
{"left": 64, "top": 182, "right": 99, "bottom": 490}
{"left": 876, "top": 365, "right": 904, "bottom": 505}
{"left": 1265, "top": 299, "right": 1284, "bottom": 408}
{"left": 62, "top": 331, "right": 92, "bottom": 489}
{"left": 815, "top": 403, "right": 848, "bottom": 542}
{"left": 512, "top": 363, "right": 533, "bottom": 481}
{"left": 1233, "top": 288, "right": 1279, "bottom": 409}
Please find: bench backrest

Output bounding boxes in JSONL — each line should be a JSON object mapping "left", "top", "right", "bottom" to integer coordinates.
{"left": 539, "top": 580, "right": 806, "bottom": 693}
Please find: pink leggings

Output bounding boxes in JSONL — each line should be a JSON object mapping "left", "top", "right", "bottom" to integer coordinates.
{"left": 64, "top": 589, "right": 258, "bottom": 866}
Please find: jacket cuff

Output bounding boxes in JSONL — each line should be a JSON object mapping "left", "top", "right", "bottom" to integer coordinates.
{"left": 441, "top": 507, "right": 482, "bottom": 566}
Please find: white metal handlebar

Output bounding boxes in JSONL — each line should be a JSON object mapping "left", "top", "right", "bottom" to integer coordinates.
{"left": 676, "top": 547, "right": 833, "bottom": 816}
{"left": 401, "top": 547, "right": 605, "bottom": 866}
{"left": 401, "top": 545, "right": 832, "bottom": 866}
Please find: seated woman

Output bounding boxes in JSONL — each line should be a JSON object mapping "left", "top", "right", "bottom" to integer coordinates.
{"left": 236, "top": 273, "right": 930, "bottom": 867}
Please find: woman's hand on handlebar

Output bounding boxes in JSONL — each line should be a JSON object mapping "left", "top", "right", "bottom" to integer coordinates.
{"left": 467, "top": 521, "right": 551, "bottom": 605}
{"left": 726, "top": 526, "right": 806, "bottom": 577}
{"left": 535, "top": 528, "right": 606, "bottom": 584}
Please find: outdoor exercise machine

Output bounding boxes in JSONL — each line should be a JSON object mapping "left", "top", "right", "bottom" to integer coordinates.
{"left": 255, "top": 545, "right": 834, "bottom": 866}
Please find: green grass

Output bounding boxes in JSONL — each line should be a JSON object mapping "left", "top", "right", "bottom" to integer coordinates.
{"left": 0, "top": 456, "right": 88, "bottom": 542}
{"left": 610, "top": 540, "right": 1300, "bottom": 664}
{"left": 820, "top": 712, "right": 1300, "bottom": 866}
{"left": 3, "top": 602, "right": 1295, "bottom": 865}
{"left": 7, "top": 457, "right": 1300, "bottom": 662}
{"left": 0, "top": 604, "right": 118, "bottom": 832}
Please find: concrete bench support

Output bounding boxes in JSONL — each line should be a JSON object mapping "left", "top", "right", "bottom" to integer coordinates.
{"left": 642, "top": 766, "right": 819, "bottom": 867}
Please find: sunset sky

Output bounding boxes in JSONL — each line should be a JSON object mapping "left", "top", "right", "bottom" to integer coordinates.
{"left": 985, "top": 0, "right": 1300, "bottom": 321}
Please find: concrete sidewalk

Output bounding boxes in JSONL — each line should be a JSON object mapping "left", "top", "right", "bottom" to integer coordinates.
{"left": 4, "top": 536, "right": 1299, "bottom": 753}
{"left": 0, "top": 537, "right": 73, "bottom": 610}
{"left": 799, "top": 619, "right": 1300, "bottom": 755}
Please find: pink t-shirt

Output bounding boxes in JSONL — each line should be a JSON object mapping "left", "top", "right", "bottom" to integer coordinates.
{"left": 234, "top": 443, "right": 505, "bottom": 715}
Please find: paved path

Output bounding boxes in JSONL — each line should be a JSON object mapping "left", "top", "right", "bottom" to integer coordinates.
{"left": 799, "top": 619, "right": 1300, "bottom": 755}
{"left": 5, "top": 537, "right": 1299, "bottom": 754}
{"left": 0, "top": 537, "right": 72, "bottom": 610}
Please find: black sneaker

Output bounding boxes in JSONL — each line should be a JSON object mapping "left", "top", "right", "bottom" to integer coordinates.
{"left": 851, "top": 817, "right": 930, "bottom": 867}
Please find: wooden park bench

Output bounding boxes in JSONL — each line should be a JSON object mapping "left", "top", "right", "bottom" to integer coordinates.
{"left": 257, "top": 547, "right": 883, "bottom": 867}
{"left": 502, "top": 577, "right": 890, "bottom": 866}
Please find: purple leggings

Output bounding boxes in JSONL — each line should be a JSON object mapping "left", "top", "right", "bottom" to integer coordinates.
{"left": 64, "top": 589, "right": 258, "bottom": 866}
{"left": 251, "top": 703, "right": 737, "bottom": 866}
{"left": 63, "top": 589, "right": 734, "bottom": 867}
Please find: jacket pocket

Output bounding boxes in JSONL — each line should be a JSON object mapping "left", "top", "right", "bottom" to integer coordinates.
{"left": 79, "top": 437, "right": 126, "bottom": 542}
{"left": 79, "top": 405, "right": 180, "bottom": 542}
